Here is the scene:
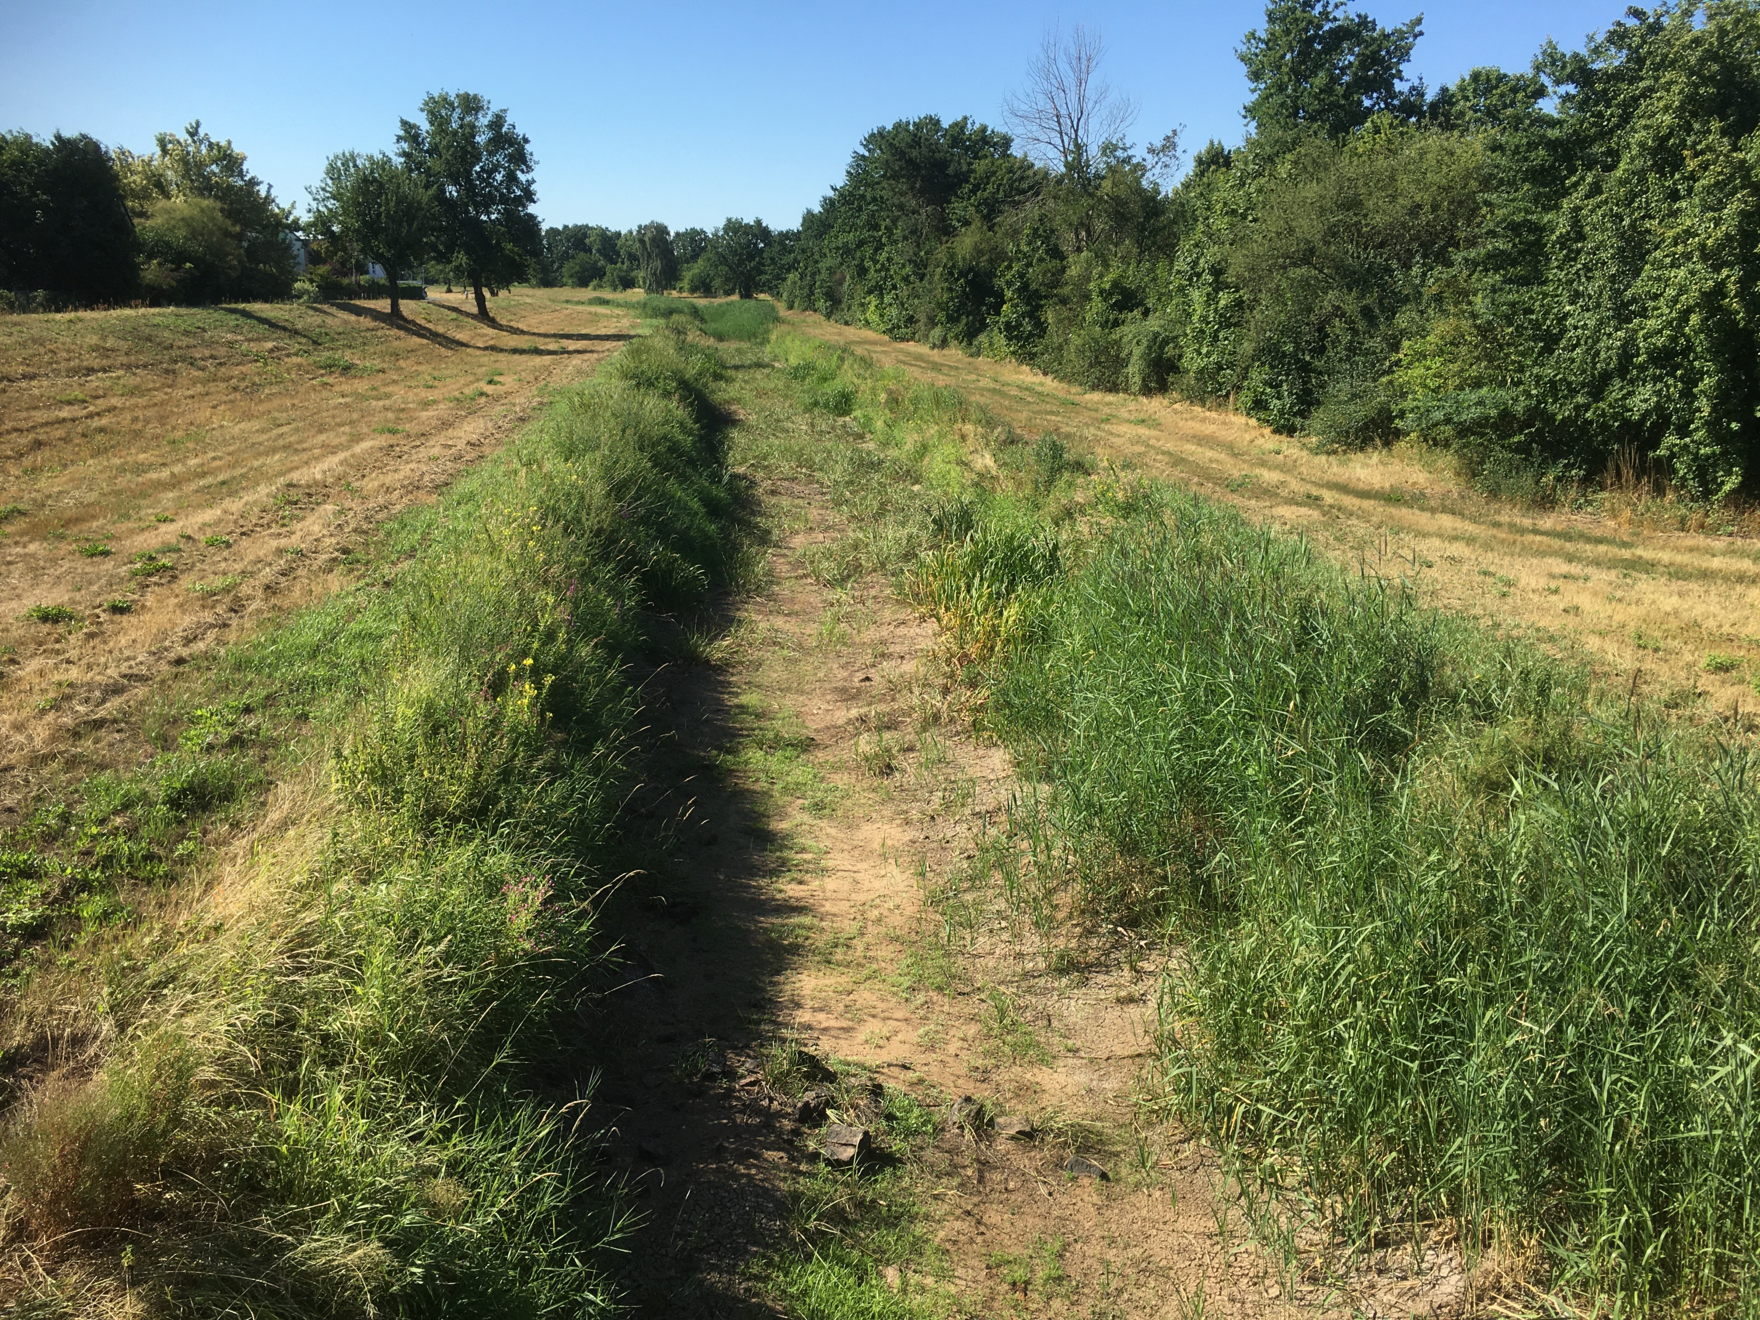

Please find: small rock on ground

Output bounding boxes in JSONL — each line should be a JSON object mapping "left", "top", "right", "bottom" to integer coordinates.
{"left": 1062, "top": 1154, "right": 1108, "bottom": 1180}
{"left": 823, "top": 1123, "right": 872, "bottom": 1166}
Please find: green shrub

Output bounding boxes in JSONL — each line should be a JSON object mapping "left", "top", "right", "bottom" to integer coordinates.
{"left": 1308, "top": 369, "right": 1399, "bottom": 449}
{"left": 561, "top": 252, "right": 606, "bottom": 287}
{"left": 1120, "top": 317, "right": 1179, "bottom": 395}
{"left": 1057, "top": 324, "right": 1126, "bottom": 392}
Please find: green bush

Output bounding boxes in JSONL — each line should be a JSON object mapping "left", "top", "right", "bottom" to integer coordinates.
{"left": 137, "top": 197, "right": 244, "bottom": 305}
{"left": 1120, "top": 317, "right": 1179, "bottom": 395}
{"left": 560, "top": 251, "right": 606, "bottom": 287}
{"left": 1056, "top": 323, "right": 1126, "bottom": 393}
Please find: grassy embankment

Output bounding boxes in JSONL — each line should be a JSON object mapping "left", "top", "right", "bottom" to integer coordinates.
{"left": 10, "top": 293, "right": 1751, "bottom": 1313}
{"left": 784, "top": 315, "right": 1760, "bottom": 721}
{"left": 0, "top": 324, "right": 748, "bottom": 1312}
{"left": 765, "top": 324, "right": 1760, "bottom": 1314}
{"left": 0, "top": 289, "right": 632, "bottom": 769}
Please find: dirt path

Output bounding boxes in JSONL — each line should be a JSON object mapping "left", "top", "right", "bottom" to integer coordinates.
{"left": 784, "top": 314, "right": 1760, "bottom": 721}
{"left": 0, "top": 289, "right": 633, "bottom": 814}
{"left": 588, "top": 459, "right": 1374, "bottom": 1317}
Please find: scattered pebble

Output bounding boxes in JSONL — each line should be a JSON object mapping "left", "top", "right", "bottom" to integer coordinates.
{"left": 1062, "top": 1154, "right": 1108, "bottom": 1180}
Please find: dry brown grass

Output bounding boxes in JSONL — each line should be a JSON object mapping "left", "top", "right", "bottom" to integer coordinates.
{"left": 0, "top": 287, "right": 636, "bottom": 817}
{"left": 787, "top": 312, "right": 1760, "bottom": 721}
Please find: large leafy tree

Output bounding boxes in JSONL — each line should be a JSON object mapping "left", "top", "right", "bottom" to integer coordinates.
{"left": 792, "top": 116, "right": 1039, "bottom": 336}
{"left": 1389, "top": 1, "right": 1760, "bottom": 497}
{"left": 310, "top": 152, "right": 433, "bottom": 318}
{"left": 698, "top": 217, "right": 774, "bottom": 298}
{"left": 136, "top": 198, "right": 244, "bottom": 304}
{"left": 542, "top": 223, "right": 619, "bottom": 286}
{"left": 1238, "top": 0, "right": 1426, "bottom": 137}
{"left": 113, "top": 121, "right": 296, "bottom": 300}
{"left": 398, "top": 92, "right": 541, "bottom": 318}
{"left": 0, "top": 131, "right": 138, "bottom": 304}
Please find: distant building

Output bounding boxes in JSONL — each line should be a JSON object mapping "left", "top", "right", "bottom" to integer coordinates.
{"left": 287, "top": 234, "right": 425, "bottom": 285}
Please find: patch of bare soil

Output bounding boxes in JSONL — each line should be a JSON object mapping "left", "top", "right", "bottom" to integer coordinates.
{"left": 588, "top": 462, "right": 1471, "bottom": 1317}
{"left": 0, "top": 289, "right": 633, "bottom": 814}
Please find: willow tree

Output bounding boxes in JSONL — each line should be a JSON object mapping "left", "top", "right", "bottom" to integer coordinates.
{"left": 634, "top": 221, "right": 678, "bottom": 294}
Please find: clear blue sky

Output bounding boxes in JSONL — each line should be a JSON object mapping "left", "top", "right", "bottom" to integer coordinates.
{"left": 6, "top": 0, "right": 1621, "bottom": 233}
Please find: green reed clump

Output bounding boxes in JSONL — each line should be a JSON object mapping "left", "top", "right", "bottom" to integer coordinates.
{"left": 977, "top": 483, "right": 1760, "bottom": 1306}
{"left": 699, "top": 298, "right": 778, "bottom": 342}
{"left": 0, "top": 333, "right": 733, "bottom": 1315}
{"left": 628, "top": 293, "right": 778, "bottom": 343}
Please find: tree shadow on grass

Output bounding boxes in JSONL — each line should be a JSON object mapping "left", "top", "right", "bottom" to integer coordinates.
{"left": 424, "top": 297, "right": 634, "bottom": 342}
{"left": 318, "top": 298, "right": 635, "bottom": 354}
{"left": 212, "top": 303, "right": 331, "bottom": 344}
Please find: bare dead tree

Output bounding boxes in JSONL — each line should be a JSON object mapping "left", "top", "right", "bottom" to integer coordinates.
{"left": 1004, "top": 25, "right": 1138, "bottom": 190}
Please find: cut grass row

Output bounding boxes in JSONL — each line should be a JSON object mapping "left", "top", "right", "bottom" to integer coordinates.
{"left": 766, "top": 326, "right": 1760, "bottom": 1313}
{"left": 1, "top": 329, "right": 742, "bottom": 1312}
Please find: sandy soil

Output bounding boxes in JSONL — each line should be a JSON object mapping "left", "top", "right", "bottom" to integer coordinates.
{"left": 784, "top": 313, "right": 1760, "bottom": 723}
{"left": 0, "top": 288, "right": 633, "bottom": 813}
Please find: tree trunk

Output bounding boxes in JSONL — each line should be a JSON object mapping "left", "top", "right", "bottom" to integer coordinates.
{"left": 473, "top": 274, "right": 489, "bottom": 319}
{"left": 387, "top": 263, "right": 401, "bottom": 320}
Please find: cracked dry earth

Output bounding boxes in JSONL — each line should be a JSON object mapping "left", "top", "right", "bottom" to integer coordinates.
{"left": 586, "top": 458, "right": 1442, "bottom": 1318}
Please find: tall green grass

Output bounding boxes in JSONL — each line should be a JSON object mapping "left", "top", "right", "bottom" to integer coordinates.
{"left": 0, "top": 332, "right": 738, "bottom": 1314}
{"left": 772, "top": 330, "right": 1760, "bottom": 1311}
{"left": 618, "top": 292, "right": 779, "bottom": 342}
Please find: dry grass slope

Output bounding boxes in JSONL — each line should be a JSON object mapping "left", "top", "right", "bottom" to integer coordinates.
{"left": 0, "top": 289, "right": 635, "bottom": 813}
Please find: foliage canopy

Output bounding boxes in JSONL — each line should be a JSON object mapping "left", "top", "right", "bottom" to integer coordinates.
{"left": 398, "top": 92, "right": 541, "bottom": 318}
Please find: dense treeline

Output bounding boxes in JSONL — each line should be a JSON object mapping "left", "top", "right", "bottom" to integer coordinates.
{"left": 2, "top": 93, "right": 546, "bottom": 318}
{"left": 1, "top": 123, "right": 298, "bottom": 308}
{"left": 0, "top": 132, "right": 139, "bottom": 306}
{"left": 786, "top": 0, "right": 1760, "bottom": 498}
{"left": 539, "top": 216, "right": 797, "bottom": 298}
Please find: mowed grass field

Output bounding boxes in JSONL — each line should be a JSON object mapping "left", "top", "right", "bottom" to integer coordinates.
{"left": 0, "top": 288, "right": 635, "bottom": 798}
{"left": 787, "top": 313, "right": 1760, "bottom": 722}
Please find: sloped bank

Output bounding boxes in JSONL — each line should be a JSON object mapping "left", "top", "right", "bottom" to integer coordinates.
{"left": 0, "top": 330, "right": 741, "bottom": 1315}
{"left": 775, "top": 326, "right": 1760, "bottom": 1313}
